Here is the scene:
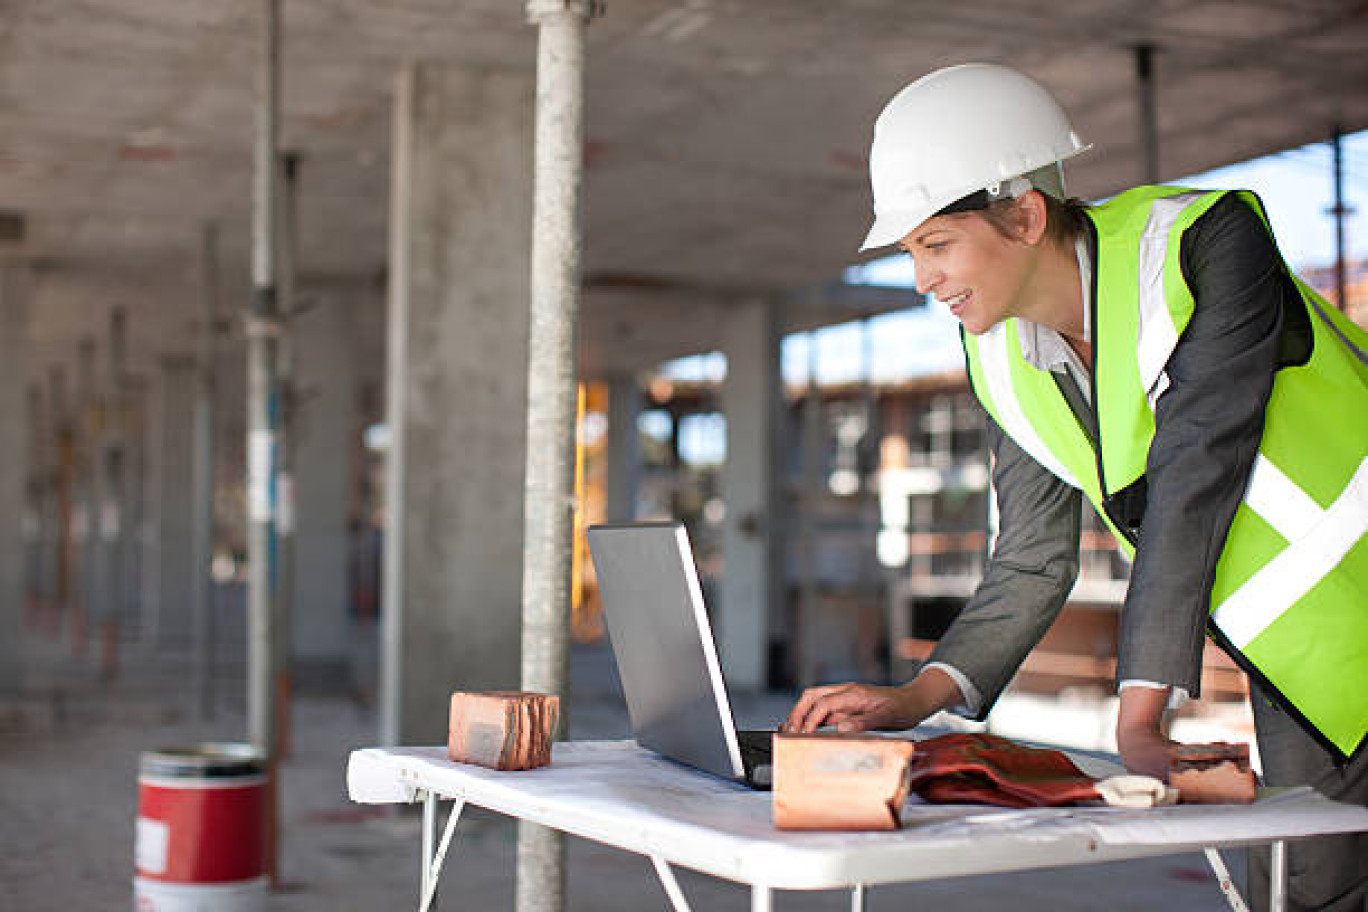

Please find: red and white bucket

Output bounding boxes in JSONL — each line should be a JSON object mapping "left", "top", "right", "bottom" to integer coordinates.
{"left": 134, "top": 743, "right": 267, "bottom": 912}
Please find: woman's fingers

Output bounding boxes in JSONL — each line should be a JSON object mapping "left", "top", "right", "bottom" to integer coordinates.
{"left": 782, "top": 684, "right": 846, "bottom": 732}
{"left": 782, "top": 683, "right": 888, "bottom": 733}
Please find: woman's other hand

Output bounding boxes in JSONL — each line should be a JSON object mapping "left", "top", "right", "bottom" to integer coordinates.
{"left": 1116, "top": 684, "right": 1178, "bottom": 781}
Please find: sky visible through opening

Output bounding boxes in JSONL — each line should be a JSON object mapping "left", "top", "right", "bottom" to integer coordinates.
{"left": 657, "top": 129, "right": 1368, "bottom": 464}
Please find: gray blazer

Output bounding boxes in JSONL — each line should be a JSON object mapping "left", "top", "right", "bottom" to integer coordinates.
{"left": 927, "top": 193, "right": 1295, "bottom": 718}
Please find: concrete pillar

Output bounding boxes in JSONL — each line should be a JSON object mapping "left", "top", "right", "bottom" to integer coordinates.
{"left": 153, "top": 356, "right": 196, "bottom": 647}
{"left": 0, "top": 268, "right": 30, "bottom": 692}
{"left": 604, "top": 374, "right": 640, "bottom": 523}
{"left": 290, "top": 293, "right": 356, "bottom": 682}
{"left": 718, "top": 298, "right": 781, "bottom": 691}
{"left": 380, "top": 62, "right": 534, "bottom": 746}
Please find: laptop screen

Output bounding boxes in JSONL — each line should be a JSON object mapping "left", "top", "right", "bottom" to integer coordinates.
{"left": 587, "top": 522, "right": 745, "bottom": 779}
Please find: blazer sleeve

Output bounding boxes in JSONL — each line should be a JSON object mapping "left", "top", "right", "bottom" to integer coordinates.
{"left": 928, "top": 416, "right": 1081, "bottom": 719}
{"left": 1115, "top": 192, "right": 1301, "bottom": 694}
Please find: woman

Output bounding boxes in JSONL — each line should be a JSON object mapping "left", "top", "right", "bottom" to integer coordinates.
{"left": 783, "top": 63, "right": 1367, "bottom": 911}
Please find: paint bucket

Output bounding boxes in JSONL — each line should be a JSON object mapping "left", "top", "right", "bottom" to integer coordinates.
{"left": 134, "top": 743, "right": 267, "bottom": 912}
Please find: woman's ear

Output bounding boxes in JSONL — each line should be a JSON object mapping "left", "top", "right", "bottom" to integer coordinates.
{"left": 1017, "top": 190, "right": 1049, "bottom": 246}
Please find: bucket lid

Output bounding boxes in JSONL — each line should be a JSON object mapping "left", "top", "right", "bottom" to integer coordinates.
{"left": 140, "top": 742, "right": 265, "bottom": 779}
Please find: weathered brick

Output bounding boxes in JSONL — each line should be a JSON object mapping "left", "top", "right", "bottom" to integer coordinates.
{"left": 773, "top": 733, "right": 916, "bottom": 831}
{"left": 448, "top": 691, "right": 559, "bottom": 771}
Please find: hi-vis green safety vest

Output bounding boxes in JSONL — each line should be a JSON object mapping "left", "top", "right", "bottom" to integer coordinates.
{"left": 963, "top": 185, "right": 1368, "bottom": 760}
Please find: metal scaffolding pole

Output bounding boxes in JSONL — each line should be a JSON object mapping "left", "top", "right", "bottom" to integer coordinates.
{"left": 123, "top": 374, "right": 146, "bottom": 644}
{"left": 799, "top": 330, "right": 822, "bottom": 687}
{"left": 518, "top": 3, "right": 598, "bottom": 911}
{"left": 25, "top": 382, "right": 45, "bottom": 629}
{"left": 1135, "top": 44, "right": 1159, "bottom": 184}
{"left": 1330, "top": 125, "right": 1350, "bottom": 311}
{"left": 192, "top": 223, "right": 220, "bottom": 721}
{"left": 0, "top": 268, "right": 30, "bottom": 692}
{"left": 276, "top": 149, "right": 300, "bottom": 757}
{"left": 100, "top": 307, "right": 128, "bottom": 680}
{"left": 49, "top": 365, "right": 72, "bottom": 639}
{"left": 73, "top": 337, "right": 96, "bottom": 658}
{"left": 248, "top": 0, "right": 283, "bottom": 885}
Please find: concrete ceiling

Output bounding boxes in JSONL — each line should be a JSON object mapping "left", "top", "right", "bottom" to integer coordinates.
{"left": 4, "top": 0, "right": 1368, "bottom": 386}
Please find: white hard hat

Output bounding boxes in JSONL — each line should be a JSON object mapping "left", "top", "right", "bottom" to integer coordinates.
{"left": 860, "top": 63, "right": 1091, "bottom": 251}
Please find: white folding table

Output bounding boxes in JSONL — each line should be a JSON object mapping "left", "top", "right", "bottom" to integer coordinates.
{"left": 347, "top": 740, "right": 1368, "bottom": 912}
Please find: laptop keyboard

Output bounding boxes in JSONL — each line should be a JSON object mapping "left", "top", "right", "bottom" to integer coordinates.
{"left": 737, "top": 730, "right": 774, "bottom": 788}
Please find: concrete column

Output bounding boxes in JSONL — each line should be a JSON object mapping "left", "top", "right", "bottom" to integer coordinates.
{"left": 718, "top": 298, "right": 781, "bottom": 692}
{"left": 290, "top": 293, "right": 356, "bottom": 682}
{"left": 604, "top": 374, "right": 640, "bottom": 523}
{"left": 154, "top": 356, "right": 196, "bottom": 647}
{"left": 380, "top": 62, "right": 534, "bottom": 746}
{"left": 0, "top": 268, "right": 30, "bottom": 692}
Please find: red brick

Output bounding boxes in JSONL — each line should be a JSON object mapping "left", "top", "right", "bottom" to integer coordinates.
{"left": 448, "top": 691, "right": 559, "bottom": 771}
{"left": 1169, "top": 742, "right": 1256, "bottom": 805}
{"left": 772, "top": 733, "right": 916, "bottom": 831}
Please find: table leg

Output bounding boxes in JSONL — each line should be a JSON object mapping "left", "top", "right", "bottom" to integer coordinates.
{"left": 418, "top": 792, "right": 466, "bottom": 912}
{"left": 1202, "top": 849, "right": 1250, "bottom": 912}
{"left": 649, "top": 855, "right": 694, "bottom": 912}
{"left": 850, "top": 883, "right": 866, "bottom": 912}
{"left": 750, "top": 884, "right": 772, "bottom": 912}
{"left": 422, "top": 791, "right": 436, "bottom": 906}
{"left": 1270, "top": 840, "right": 1288, "bottom": 912}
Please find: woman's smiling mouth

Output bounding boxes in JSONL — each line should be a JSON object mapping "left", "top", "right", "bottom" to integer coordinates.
{"left": 942, "top": 291, "right": 970, "bottom": 316}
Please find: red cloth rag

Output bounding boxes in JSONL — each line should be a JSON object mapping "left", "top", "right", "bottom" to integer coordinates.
{"left": 907, "top": 733, "right": 1101, "bottom": 808}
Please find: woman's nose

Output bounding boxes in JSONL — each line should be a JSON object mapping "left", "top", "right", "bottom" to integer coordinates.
{"left": 914, "top": 265, "right": 939, "bottom": 296}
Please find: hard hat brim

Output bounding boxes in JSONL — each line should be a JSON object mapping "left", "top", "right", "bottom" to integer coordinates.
{"left": 859, "top": 208, "right": 931, "bottom": 253}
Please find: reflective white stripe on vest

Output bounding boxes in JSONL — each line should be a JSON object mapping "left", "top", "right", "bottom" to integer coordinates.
{"left": 1212, "top": 454, "right": 1368, "bottom": 650}
{"left": 980, "top": 323, "right": 1080, "bottom": 488}
{"left": 1242, "top": 453, "right": 1325, "bottom": 541}
{"left": 1136, "top": 192, "right": 1206, "bottom": 405}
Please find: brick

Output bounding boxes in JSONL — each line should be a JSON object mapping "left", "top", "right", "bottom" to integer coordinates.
{"left": 448, "top": 691, "right": 559, "bottom": 771}
{"left": 772, "top": 733, "right": 916, "bottom": 831}
{"left": 1169, "top": 742, "right": 1257, "bottom": 805}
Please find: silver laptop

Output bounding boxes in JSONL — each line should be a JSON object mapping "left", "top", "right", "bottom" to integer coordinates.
{"left": 586, "top": 521, "right": 774, "bottom": 788}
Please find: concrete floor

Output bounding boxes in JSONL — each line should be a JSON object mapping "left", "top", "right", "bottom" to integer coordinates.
{"left": 0, "top": 623, "right": 1249, "bottom": 912}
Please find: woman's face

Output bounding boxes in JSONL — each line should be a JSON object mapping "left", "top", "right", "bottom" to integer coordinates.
{"left": 898, "top": 209, "right": 1035, "bottom": 336}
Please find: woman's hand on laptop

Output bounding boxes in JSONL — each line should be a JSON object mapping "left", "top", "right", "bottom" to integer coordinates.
{"left": 782, "top": 669, "right": 963, "bottom": 732}
{"left": 781, "top": 669, "right": 960, "bottom": 734}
